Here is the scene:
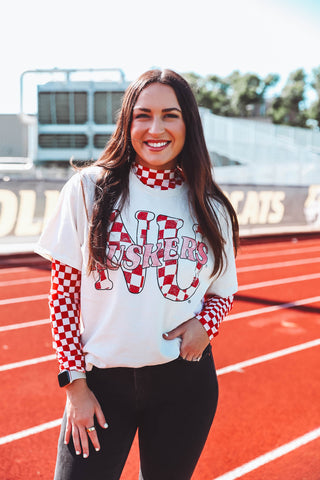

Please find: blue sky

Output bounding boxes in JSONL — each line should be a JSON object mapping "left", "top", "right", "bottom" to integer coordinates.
{"left": 1, "top": 0, "right": 319, "bottom": 113}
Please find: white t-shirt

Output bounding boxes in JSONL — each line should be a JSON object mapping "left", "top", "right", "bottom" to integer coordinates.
{"left": 35, "top": 166, "right": 238, "bottom": 369}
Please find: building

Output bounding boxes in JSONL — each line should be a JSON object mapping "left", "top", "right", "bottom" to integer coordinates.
{"left": 0, "top": 114, "right": 36, "bottom": 160}
{"left": 35, "top": 68, "right": 129, "bottom": 164}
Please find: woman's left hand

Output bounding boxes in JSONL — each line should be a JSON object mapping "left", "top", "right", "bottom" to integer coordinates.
{"left": 163, "top": 317, "right": 209, "bottom": 361}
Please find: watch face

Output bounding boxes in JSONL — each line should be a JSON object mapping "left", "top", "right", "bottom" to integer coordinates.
{"left": 58, "top": 371, "right": 71, "bottom": 387}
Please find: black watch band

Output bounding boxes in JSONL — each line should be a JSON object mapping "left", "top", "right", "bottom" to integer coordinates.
{"left": 58, "top": 370, "right": 86, "bottom": 387}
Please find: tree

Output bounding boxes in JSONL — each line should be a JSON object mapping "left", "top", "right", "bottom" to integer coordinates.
{"left": 183, "top": 72, "right": 233, "bottom": 116}
{"left": 226, "top": 71, "right": 280, "bottom": 117}
{"left": 268, "top": 69, "right": 307, "bottom": 127}
{"left": 184, "top": 70, "right": 279, "bottom": 118}
{"left": 308, "top": 66, "right": 320, "bottom": 126}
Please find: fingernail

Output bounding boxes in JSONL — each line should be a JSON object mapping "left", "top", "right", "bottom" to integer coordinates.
{"left": 83, "top": 453, "right": 88, "bottom": 459}
{"left": 95, "top": 447, "right": 100, "bottom": 452}
{"left": 64, "top": 440, "right": 68, "bottom": 445}
{"left": 104, "top": 423, "right": 109, "bottom": 429}
{"left": 76, "top": 451, "right": 81, "bottom": 455}
{"left": 163, "top": 332, "right": 168, "bottom": 337}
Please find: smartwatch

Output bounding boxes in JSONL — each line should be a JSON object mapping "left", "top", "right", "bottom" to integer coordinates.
{"left": 58, "top": 370, "right": 86, "bottom": 387}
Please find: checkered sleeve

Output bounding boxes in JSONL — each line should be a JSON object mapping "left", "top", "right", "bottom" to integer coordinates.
{"left": 49, "top": 259, "right": 85, "bottom": 372}
{"left": 195, "top": 295, "right": 234, "bottom": 340}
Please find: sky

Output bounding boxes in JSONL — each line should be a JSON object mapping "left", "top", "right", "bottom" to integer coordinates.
{"left": 1, "top": 0, "right": 320, "bottom": 114}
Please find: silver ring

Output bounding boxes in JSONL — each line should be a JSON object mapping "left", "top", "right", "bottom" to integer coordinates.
{"left": 86, "top": 426, "right": 96, "bottom": 433}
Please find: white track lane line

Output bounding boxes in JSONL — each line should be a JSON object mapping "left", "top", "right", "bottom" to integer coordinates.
{"left": 238, "top": 244, "right": 320, "bottom": 260}
{"left": 2, "top": 242, "right": 318, "bottom": 455}
{"left": 0, "top": 293, "right": 48, "bottom": 305}
{"left": 2, "top": 294, "right": 320, "bottom": 332}
{"left": 238, "top": 239, "right": 320, "bottom": 253}
{"left": 1, "top": 294, "right": 319, "bottom": 333}
{"left": 1, "top": 272, "right": 319, "bottom": 306}
{"left": 1, "top": 339, "right": 319, "bottom": 376}
{"left": 1, "top": 293, "right": 318, "bottom": 333}
{"left": 0, "top": 276, "right": 49, "bottom": 287}
{"left": 238, "top": 272, "right": 320, "bottom": 291}
{"left": 0, "top": 354, "right": 55, "bottom": 372}
{"left": 212, "top": 427, "right": 320, "bottom": 480}
{"left": 1, "top": 340, "right": 319, "bottom": 446}
{"left": 0, "top": 267, "right": 33, "bottom": 275}
{"left": 216, "top": 338, "right": 320, "bottom": 375}
{"left": 1, "top": 256, "right": 318, "bottom": 286}
{"left": 226, "top": 295, "right": 320, "bottom": 321}
{"left": 0, "top": 419, "right": 62, "bottom": 446}
{"left": 237, "top": 256, "right": 320, "bottom": 273}
{"left": 0, "top": 318, "right": 49, "bottom": 332}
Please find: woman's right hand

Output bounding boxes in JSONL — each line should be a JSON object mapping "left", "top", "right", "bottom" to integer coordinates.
{"left": 64, "top": 378, "right": 108, "bottom": 458}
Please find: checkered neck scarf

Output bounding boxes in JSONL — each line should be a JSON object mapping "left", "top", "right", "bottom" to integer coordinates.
{"left": 133, "top": 162, "right": 184, "bottom": 190}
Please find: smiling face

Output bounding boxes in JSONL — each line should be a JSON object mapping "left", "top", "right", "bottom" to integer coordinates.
{"left": 130, "top": 83, "right": 186, "bottom": 170}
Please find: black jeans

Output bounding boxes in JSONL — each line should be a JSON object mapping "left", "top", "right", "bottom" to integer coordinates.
{"left": 54, "top": 345, "right": 218, "bottom": 480}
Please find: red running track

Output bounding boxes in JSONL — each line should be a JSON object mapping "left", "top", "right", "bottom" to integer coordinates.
{"left": 0, "top": 234, "right": 320, "bottom": 480}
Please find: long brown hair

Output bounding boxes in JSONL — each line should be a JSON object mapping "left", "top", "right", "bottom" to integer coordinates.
{"left": 87, "top": 69, "right": 239, "bottom": 276}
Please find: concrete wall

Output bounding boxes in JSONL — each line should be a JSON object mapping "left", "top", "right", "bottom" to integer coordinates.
{"left": 0, "top": 115, "right": 33, "bottom": 157}
{"left": 0, "top": 178, "right": 319, "bottom": 254}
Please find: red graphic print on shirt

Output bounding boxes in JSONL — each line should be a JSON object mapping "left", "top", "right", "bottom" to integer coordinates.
{"left": 95, "top": 210, "right": 155, "bottom": 293}
{"left": 94, "top": 210, "right": 209, "bottom": 301}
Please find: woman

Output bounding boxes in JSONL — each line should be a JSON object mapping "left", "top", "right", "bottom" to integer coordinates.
{"left": 36, "top": 69, "right": 239, "bottom": 480}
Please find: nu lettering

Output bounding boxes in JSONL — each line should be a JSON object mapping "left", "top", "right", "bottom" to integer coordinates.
{"left": 95, "top": 210, "right": 154, "bottom": 293}
{"left": 94, "top": 210, "right": 208, "bottom": 301}
{"left": 156, "top": 216, "right": 207, "bottom": 301}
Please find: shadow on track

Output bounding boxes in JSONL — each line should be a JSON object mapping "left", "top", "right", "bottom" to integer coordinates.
{"left": 235, "top": 293, "right": 320, "bottom": 315}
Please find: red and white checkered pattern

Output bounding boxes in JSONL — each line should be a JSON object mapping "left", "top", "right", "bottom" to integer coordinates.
{"left": 49, "top": 260, "right": 84, "bottom": 372}
{"left": 133, "top": 162, "right": 183, "bottom": 190}
{"left": 156, "top": 215, "right": 203, "bottom": 301}
{"left": 196, "top": 295, "right": 234, "bottom": 340}
{"left": 49, "top": 260, "right": 233, "bottom": 369}
{"left": 94, "top": 263, "right": 113, "bottom": 290}
{"left": 96, "top": 209, "right": 155, "bottom": 294}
